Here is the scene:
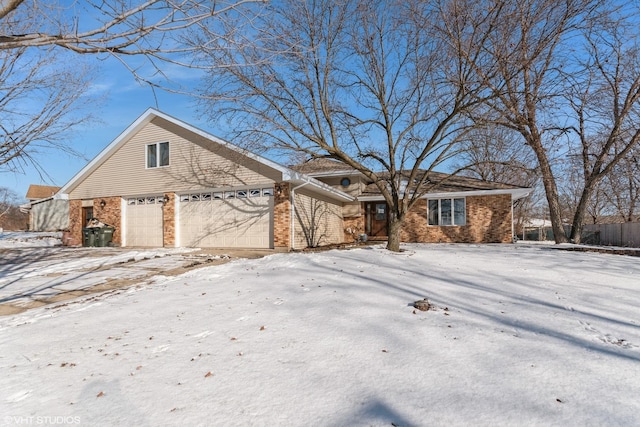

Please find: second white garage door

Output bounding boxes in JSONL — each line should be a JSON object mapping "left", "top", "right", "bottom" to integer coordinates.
{"left": 178, "top": 189, "right": 273, "bottom": 248}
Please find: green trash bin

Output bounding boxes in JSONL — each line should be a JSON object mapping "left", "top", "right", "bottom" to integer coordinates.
{"left": 82, "top": 228, "right": 90, "bottom": 247}
{"left": 83, "top": 227, "right": 97, "bottom": 247}
{"left": 97, "top": 226, "right": 115, "bottom": 247}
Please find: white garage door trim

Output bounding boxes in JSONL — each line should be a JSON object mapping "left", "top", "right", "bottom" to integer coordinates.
{"left": 178, "top": 187, "right": 273, "bottom": 248}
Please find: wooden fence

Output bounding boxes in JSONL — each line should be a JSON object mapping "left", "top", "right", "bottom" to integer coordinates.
{"left": 583, "top": 223, "right": 640, "bottom": 247}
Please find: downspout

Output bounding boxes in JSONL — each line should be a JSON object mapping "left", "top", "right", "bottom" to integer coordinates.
{"left": 511, "top": 196, "right": 515, "bottom": 243}
{"left": 290, "top": 182, "right": 309, "bottom": 251}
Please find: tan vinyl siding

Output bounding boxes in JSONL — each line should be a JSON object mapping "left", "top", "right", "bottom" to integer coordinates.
{"left": 293, "top": 188, "right": 343, "bottom": 249}
{"left": 69, "top": 117, "right": 282, "bottom": 199}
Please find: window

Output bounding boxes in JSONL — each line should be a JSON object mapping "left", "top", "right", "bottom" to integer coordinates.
{"left": 262, "top": 188, "right": 273, "bottom": 197}
{"left": 375, "top": 203, "right": 386, "bottom": 221}
{"left": 237, "top": 190, "right": 247, "bottom": 198}
{"left": 341, "top": 177, "right": 351, "bottom": 187}
{"left": 146, "top": 142, "right": 169, "bottom": 168}
{"left": 428, "top": 198, "right": 466, "bottom": 226}
{"left": 249, "top": 189, "right": 261, "bottom": 197}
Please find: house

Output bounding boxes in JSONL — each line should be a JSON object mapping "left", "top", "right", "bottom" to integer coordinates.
{"left": 292, "top": 159, "right": 531, "bottom": 244}
{"left": 32, "top": 109, "right": 531, "bottom": 249}
{"left": 21, "top": 185, "right": 67, "bottom": 231}
{"left": 25, "top": 185, "right": 61, "bottom": 201}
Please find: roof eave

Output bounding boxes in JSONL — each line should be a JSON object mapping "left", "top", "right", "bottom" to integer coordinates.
{"left": 284, "top": 170, "right": 355, "bottom": 202}
{"left": 357, "top": 187, "right": 532, "bottom": 202}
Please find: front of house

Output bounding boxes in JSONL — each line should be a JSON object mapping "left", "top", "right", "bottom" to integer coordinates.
{"left": 29, "top": 109, "right": 530, "bottom": 249}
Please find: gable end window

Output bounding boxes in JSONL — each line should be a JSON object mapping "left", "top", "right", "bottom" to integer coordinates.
{"left": 146, "top": 142, "right": 169, "bottom": 168}
{"left": 428, "top": 198, "right": 466, "bottom": 226}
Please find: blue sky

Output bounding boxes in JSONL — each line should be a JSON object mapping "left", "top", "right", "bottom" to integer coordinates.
{"left": 2, "top": 54, "right": 213, "bottom": 203}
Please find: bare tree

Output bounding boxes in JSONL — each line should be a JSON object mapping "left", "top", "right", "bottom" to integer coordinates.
{"left": 463, "top": 0, "right": 640, "bottom": 243}
{"left": 195, "top": 0, "right": 502, "bottom": 251}
{"left": 452, "top": 126, "right": 542, "bottom": 235}
{"left": 601, "top": 148, "right": 640, "bottom": 222}
{"left": 0, "top": 0, "right": 261, "bottom": 172}
{"left": 562, "top": 8, "right": 640, "bottom": 240}
{"left": 463, "top": 0, "right": 607, "bottom": 243}
{"left": 0, "top": 46, "right": 94, "bottom": 174}
{"left": 0, "top": 187, "right": 27, "bottom": 230}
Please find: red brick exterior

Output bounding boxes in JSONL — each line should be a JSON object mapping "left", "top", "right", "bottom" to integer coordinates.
{"left": 344, "top": 216, "right": 365, "bottom": 243}
{"left": 273, "top": 182, "right": 291, "bottom": 250}
{"left": 163, "top": 193, "right": 176, "bottom": 247}
{"left": 401, "top": 194, "right": 513, "bottom": 243}
{"left": 93, "top": 197, "right": 122, "bottom": 245}
{"left": 66, "top": 197, "right": 122, "bottom": 246}
{"left": 64, "top": 200, "right": 84, "bottom": 246}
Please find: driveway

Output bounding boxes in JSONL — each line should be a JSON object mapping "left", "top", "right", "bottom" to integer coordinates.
{"left": 0, "top": 245, "right": 271, "bottom": 316}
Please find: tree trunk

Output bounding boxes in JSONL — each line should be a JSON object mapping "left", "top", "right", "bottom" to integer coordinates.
{"left": 570, "top": 179, "right": 597, "bottom": 244}
{"left": 386, "top": 211, "right": 404, "bottom": 252}
{"left": 528, "top": 136, "right": 568, "bottom": 243}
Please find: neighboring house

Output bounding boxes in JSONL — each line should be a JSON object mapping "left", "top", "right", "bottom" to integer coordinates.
{"left": 21, "top": 185, "right": 68, "bottom": 231}
{"left": 26, "top": 185, "right": 61, "bottom": 201}
{"left": 33, "top": 108, "right": 531, "bottom": 249}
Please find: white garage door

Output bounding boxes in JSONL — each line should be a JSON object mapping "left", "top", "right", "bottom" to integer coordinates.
{"left": 124, "top": 195, "right": 164, "bottom": 247}
{"left": 179, "top": 188, "right": 272, "bottom": 248}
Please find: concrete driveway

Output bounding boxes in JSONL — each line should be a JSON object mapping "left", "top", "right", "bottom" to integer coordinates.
{"left": 0, "top": 245, "right": 271, "bottom": 316}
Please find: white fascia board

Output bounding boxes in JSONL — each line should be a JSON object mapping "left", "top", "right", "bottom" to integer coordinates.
{"left": 284, "top": 170, "right": 355, "bottom": 202}
{"left": 305, "top": 170, "right": 363, "bottom": 178}
{"left": 357, "top": 187, "right": 533, "bottom": 202}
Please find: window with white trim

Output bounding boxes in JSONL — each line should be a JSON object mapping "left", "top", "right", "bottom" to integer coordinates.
{"left": 146, "top": 142, "right": 169, "bottom": 168}
{"left": 428, "top": 198, "right": 466, "bottom": 226}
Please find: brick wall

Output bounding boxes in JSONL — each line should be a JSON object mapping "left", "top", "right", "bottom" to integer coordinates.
{"left": 163, "top": 193, "right": 176, "bottom": 247}
{"left": 273, "top": 182, "right": 290, "bottom": 250}
{"left": 401, "top": 194, "right": 513, "bottom": 243}
{"left": 64, "top": 200, "right": 83, "bottom": 246}
{"left": 93, "top": 197, "right": 122, "bottom": 245}
{"left": 344, "top": 216, "right": 365, "bottom": 243}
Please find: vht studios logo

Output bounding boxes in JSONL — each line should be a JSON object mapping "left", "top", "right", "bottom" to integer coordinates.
{"left": 3, "top": 416, "right": 81, "bottom": 425}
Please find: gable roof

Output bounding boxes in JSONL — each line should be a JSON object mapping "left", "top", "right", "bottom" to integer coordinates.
{"left": 359, "top": 170, "right": 531, "bottom": 200}
{"left": 59, "top": 109, "right": 353, "bottom": 202}
{"left": 294, "top": 159, "right": 531, "bottom": 200}
{"left": 290, "top": 158, "right": 359, "bottom": 176}
{"left": 25, "top": 185, "right": 61, "bottom": 200}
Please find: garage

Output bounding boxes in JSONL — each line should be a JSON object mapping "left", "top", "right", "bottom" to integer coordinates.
{"left": 124, "top": 195, "right": 164, "bottom": 247}
{"left": 178, "top": 188, "right": 273, "bottom": 248}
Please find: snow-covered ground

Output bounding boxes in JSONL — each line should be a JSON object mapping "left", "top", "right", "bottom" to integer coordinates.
{"left": 1, "top": 242, "right": 639, "bottom": 426}
{"left": 0, "top": 231, "right": 62, "bottom": 248}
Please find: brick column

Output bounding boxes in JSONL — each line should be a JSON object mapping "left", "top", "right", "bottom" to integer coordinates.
{"left": 163, "top": 192, "right": 176, "bottom": 247}
{"left": 94, "top": 197, "right": 122, "bottom": 245}
{"left": 273, "top": 183, "right": 291, "bottom": 250}
{"left": 66, "top": 200, "right": 83, "bottom": 246}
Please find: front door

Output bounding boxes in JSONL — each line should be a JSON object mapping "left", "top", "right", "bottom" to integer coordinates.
{"left": 366, "top": 202, "right": 388, "bottom": 238}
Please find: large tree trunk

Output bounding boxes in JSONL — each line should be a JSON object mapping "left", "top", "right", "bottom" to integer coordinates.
{"left": 528, "top": 135, "right": 568, "bottom": 243}
{"left": 386, "top": 211, "right": 404, "bottom": 252}
{"left": 570, "top": 178, "right": 598, "bottom": 243}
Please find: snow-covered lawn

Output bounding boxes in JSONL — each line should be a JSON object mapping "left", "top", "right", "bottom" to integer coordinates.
{"left": 1, "top": 243, "right": 639, "bottom": 426}
{"left": 0, "top": 231, "right": 62, "bottom": 248}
